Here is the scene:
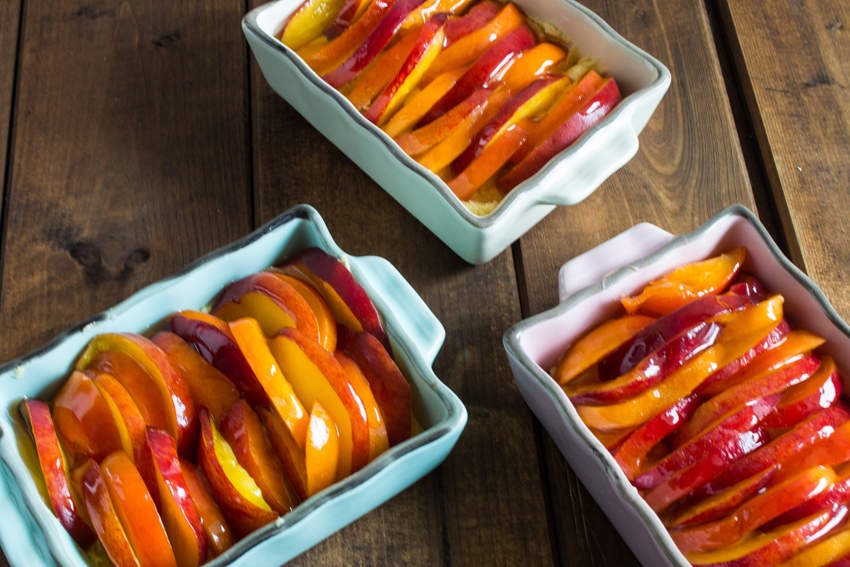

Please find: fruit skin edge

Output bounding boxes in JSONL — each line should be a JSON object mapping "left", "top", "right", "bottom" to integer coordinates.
{"left": 0, "top": 204, "right": 466, "bottom": 567}
{"left": 503, "top": 205, "right": 850, "bottom": 567}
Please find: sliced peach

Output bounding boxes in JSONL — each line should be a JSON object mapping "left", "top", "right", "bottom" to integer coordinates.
{"left": 20, "top": 400, "right": 95, "bottom": 547}
{"left": 170, "top": 310, "right": 269, "bottom": 407}
{"left": 180, "top": 460, "right": 235, "bottom": 558}
{"left": 79, "top": 460, "right": 141, "bottom": 567}
{"left": 440, "top": 0, "right": 499, "bottom": 46}
{"left": 346, "top": 30, "right": 420, "bottom": 112}
{"left": 152, "top": 331, "right": 241, "bottom": 425}
{"left": 76, "top": 333, "right": 197, "bottom": 458}
{"left": 337, "top": 327, "right": 411, "bottom": 447}
{"left": 364, "top": 14, "right": 447, "bottom": 126}
{"left": 280, "top": 0, "right": 347, "bottom": 50}
{"left": 220, "top": 400, "right": 296, "bottom": 515}
{"left": 52, "top": 370, "right": 122, "bottom": 461}
{"left": 323, "top": 0, "right": 371, "bottom": 39}
{"left": 500, "top": 42, "right": 566, "bottom": 93}
{"left": 399, "top": 0, "right": 479, "bottom": 35}
{"left": 146, "top": 429, "right": 206, "bottom": 567}
{"left": 306, "top": 401, "right": 339, "bottom": 497}
{"left": 229, "top": 318, "right": 309, "bottom": 448}
{"left": 420, "top": 2, "right": 525, "bottom": 84}
{"left": 266, "top": 270, "right": 337, "bottom": 351}
{"left": 267, "top": 328, "right": 371, "bottom": 477}
{"left": 381, "top": 67, "right": 466, "bottom": 139}
{"left": 101, "top": 451, "right": 177, "bottom": 567}
{"left": 258, "top": 407, "right": 308, "bottom": 502}
{"left": 778, "top": 525, "right": 850, "bottom": 567}
{"left": 197, "top": 408, "right": 278, "bottom": 538}
{"left": 336, "top": 351, "right": 389, "bottom": 462}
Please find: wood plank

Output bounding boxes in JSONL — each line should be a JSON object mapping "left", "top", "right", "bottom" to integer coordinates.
{"left": 249, "top": 26, "right": 555, "bottom": 567}
{"left": 0, "top": 0, "right": 253, "bottom": 364}
{"left": 716, "top": 0, "right": 850, "bottom": 318}
{"left": 515, "top": 0, "right": 758, "bottom": 564}
{"left": 0, "top": 0, "right": 21, "bottom": 226}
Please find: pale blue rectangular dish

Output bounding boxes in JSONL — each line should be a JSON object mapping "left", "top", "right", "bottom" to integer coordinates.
{"left": 0, "top": 204, "right": 467, "bottom": 567}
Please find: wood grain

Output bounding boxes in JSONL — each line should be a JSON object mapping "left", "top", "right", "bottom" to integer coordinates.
{"left": 0, "top": 0, "right": 253, "bottom": 363}
{"left": 249, "top": 31, "right": 555, "bottom": 565}
{"left": 716, "top": 0, "right": 850, "bottom": 318}
{"left": 0, "top": 0, "right": 21, "bottom": 229}
{"left": 515, "top": 0, "right": 758, "bottom": 564}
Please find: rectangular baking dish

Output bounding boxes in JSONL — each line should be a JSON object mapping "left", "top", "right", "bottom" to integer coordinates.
{"left": 0, "top": 204, "right": 467, "bottom": 567}
{"left": 503, "top": 204, "right": 850, "bottom": 566}
{"left": 243, "top": 0, "right": 670, "bottom": 265}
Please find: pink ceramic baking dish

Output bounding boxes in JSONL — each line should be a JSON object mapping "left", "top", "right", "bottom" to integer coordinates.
{"left": 503, "top": 204, "right": 850, "bottom": 566}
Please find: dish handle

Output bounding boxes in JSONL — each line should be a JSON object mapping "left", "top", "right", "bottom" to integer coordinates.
{"left": 351, "top": 256, "right": 446, "bottom": 366}
{"left": 558, "top": 223, "right": 674, "bottom": 301}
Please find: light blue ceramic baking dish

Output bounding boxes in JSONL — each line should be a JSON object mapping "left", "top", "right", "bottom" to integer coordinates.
{"left": 0, "top": 204, "right": 467, "bottom": 567}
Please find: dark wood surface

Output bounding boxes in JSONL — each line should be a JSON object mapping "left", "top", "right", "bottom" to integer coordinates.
{"left": 0, "top": 0, "right": 844, "bottom": 565}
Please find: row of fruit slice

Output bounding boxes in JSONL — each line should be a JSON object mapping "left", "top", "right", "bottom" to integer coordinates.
{"left": 279, "top": 0, "right": 622, "bottom": 214}
{"left": 554, "top": 247, "right": 850, "bottom": 567}
{"left": 20, "top": 247, "right": 417, "bottom": 567}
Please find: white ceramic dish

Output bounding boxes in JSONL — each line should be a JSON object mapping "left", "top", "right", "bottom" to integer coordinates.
{"left": 243, "top": 0, "right": 670, "bottom": 265}
{"left": 503, "top": 204, "right": 850, "bottom": 567}
{"left": 0, "top": 204, "right": 467, "bottom": 567}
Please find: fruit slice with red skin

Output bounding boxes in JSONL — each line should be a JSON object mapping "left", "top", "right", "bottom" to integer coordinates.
{"left": 779, "top": 526, "right": 850, "bottom": 567}
{"left": 280, "top": 0, "right": 347, "bottom": 50}
{"left": 688, "top": 509, "right": 839, "bottom": 567}
{"left": 220, "top": 400, "right": 295, "bottom": 515}
{"left": 152, "top": 331, "right": 241, "bottom": 425}
{"left": 420, "top": 2, "right": 525, "bottom": 85}
{"left": 666, "top": 465, "right": 777, "bottom": 529}
{"left": 323, "top": 0, "right": 370, "bottom": 39}
{"left": 338, "top": 326, "right": 412, "bottom": 447}
{"left": 181, "top": 460, "right": 235, "bottom": 558}
{"left": 398, "top": 0, "right": 476, "bottom": 35}
{"left": 697, "top": 329, "right": 826, "bottom": 397}
{"left": 499, "top": 77, "right": 623, "bottom": 191}
{"left": 101, "top": 451, "right": 177, "bottom": 567}
{"left": 696, "top": 319, "right": 791, "bottom": 395}
{"left": 614, "top": 395, "right": 699, "bottom": 480}
{"left": 79, "top": 460, "right": 141, "bottom": 567}
{"left": 170, "top": 310, "right": 269, "bottom": 407}
{"left": 306, "top": 401, "right": 340, "bottom": 497}
{"left": 346, "top": 30, "right": 420, "bottom": 112}
{"left": 364, "top": 14, "right": 448, "bottom": 126}
{"left": 77, "top": 334, "right": 197, "bottom": 458}
{"left": 597, "top": 294, "right": 753, "bottom": 381}
{"left": 259, "top": 407, "right": 308, "bottom": 502}
{"left": 772, "top": 419, "right": 850, "bottom": 484}
{"left": 693, "top": 405, "right": 850, "bottom": 500}
{"left": 554, "top": 315, "right": 654, "bottom": 385}
{"left": 763, "top": 356, "right": 843, "bottom": 429}
{"left": 282, "top": 247, "right": 390, "bottom": 352}
{"left": 766, "top": 464, "right": 850, "bottom": 531}
{"left": 397, "top": 85, "right": 496, "bottom": 156}
{"left": 633, "top": 392, "right": 781, "bottom": 490}
{"left": 448, "top": 117, "right": 534, "bottom": 199}
{"left": 676, "top": 354, "right": 821, "bottom": 447}
{"left": 20, "top": 400, "right": 96, "bottom": 547}
{"left": 266, "top": 270, "right": 338, "bottom": 351}
{"left": 454, "top": 74, "right": 570, "bottom": 173}
{"left": 268, "top": 327, "right": 371, "bottom": 476}
{"left": 322, "top": 0, "right": 429, "bottom": 88}
{"left": 565, "top": 321, "right": 720, "bottom": 404}
{"left": 146, "top": 429, "right": 206, "bottom": 567}
{"left": 52, "top": 370, "right": 123, "bottom": 461}
{"left": 197, "top": 408, "right": 278, "bottom": 538}
{"left": 577, "top": 348, "right": 721, "bottom": 431}
{"left": 381, "top": 67, "right": 466, "bottom": 138}
{"left": 336, "top": 351, "right": 390, "bottom": 461}
{"left": 417, "top": 24, "right": 536, "bottom": 127}
{"left": 442, "top": 0, "right": 499, "bottom": 46}
{"left": 214, "top": 272, "right": 319, "bottom": 342}
{"left": 672, "top": 465, "right": 836, "bottom": 555}
{"left": 830, "top": 558, "right": 850, "bottom": 567}
{"left": 229, "top": 318, "right": 309, "bottom": 448}
{"left": 589, "top": 426, "right": 635, "bottom": 451}
{"left": 622, "top": 248, "right": 747, "bottom": 316}
{"left": 643, "top": 428, "right": 767, "bottom": 513}
{"left": 728, "top": 274, "right": 770, "bottom": 301}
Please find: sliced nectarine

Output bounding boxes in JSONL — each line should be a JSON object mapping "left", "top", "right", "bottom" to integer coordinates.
{"left": 280, "top": 0, "right": 347, "bottom": 50}
{"left": 500, "top": 42, "right": 566, "bottom": 93}
{"left": 336, "top": 351, "right": 389, "bottom": 462}
{"left": 229, "top": 318, "right": 309, "bottom": 448}
{"left": 52, "top": 370, "right": 123, "bottom": 461}
{"left": 306, "top": 401, "right": 339, "bottom": 497}
{"left": 180, "top": 460, "right": 235, "bottom": 558}
{"left": 258, "top": 407, "right": 308, "bottom": 502}
{"left": 381, "top": 67, "right": 466, "bottom": 139}
{"left": 346, "top": 30, "right": 420, "bottom": 112}
{"left": 79, "top": 460, "right": 141, "bottom": 567}
{"left": 399, "top": 0, "right": 478, "bottom": 35}
{"left": 266, "top": 270, "right": 337, "bottom": 352}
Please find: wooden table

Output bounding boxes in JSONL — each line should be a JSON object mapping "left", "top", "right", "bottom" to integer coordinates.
{"left": 0, "top": 0, "right": 847, "bottom": 565}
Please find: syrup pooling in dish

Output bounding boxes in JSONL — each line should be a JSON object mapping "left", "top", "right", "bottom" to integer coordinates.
{"left": 20, "top": 248, "right": 418, "bottom": 566}
{"left": 279, "top": 0, "right": 622, "bottom": 215}
{"left": 555, "top": 247, "right": 850, "bottom": 566}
